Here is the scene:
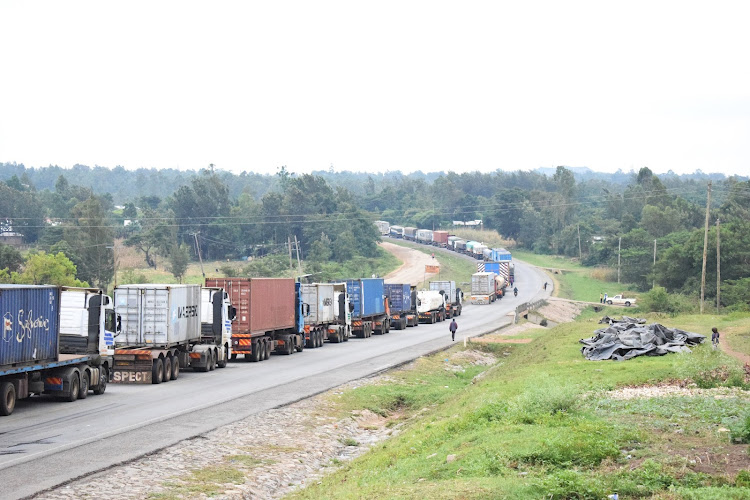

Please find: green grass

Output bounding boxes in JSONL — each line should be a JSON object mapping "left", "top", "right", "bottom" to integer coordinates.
{"left": 287, "top": 308, "right": 750, "bottom": 500}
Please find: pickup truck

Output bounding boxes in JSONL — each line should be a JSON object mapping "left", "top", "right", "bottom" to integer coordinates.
{"left": 606, "top": 294, "right": 636, "bottom": 307}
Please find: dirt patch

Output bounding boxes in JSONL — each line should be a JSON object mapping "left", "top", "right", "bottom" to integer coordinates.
{"left": 381, "top": 241, "right": 439, "bottom": 286}
{"left": 449, "top": 350, "right": 497, "bottom": 365}
{"left": 608, "top": 385, "right": 750, "bottom": 400}
{"left": 538, "top": 299, "right": 586, "bottom": 324}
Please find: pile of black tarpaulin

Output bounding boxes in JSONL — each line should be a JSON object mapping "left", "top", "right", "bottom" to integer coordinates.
{"left": 580, "top": 316, "right": 706, "bottom": 361}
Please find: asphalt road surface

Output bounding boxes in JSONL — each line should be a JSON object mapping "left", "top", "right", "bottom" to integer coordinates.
{"left": 0, "top": 252, "right": 549, "bottom": 500}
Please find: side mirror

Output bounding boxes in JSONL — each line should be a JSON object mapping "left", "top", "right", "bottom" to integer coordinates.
{"left": 230, "top": 306, "right": 237, "bottom": 321}
{"left": 116, "top": 315, "right": 122, "bottom": 334}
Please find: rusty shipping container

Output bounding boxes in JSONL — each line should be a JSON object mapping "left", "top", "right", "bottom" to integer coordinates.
{"left": 0, "top": 285, "right": 61, "bottom": 367}
{"left": 432, "top": 231, "right": 449, "bottom": 247}
{"left": 205, "top": 278, "right": 295, "bottom": 335}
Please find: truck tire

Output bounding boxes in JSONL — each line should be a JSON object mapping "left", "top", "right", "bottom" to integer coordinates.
{"left": 93, "top": 366, "right": 108, "bottom": 395}
{"left": 66, "top": 374, "right": 80, "bottom": 402}
{"left": 172, "top": 357, "right": 180, "bottom": 380}
{"left": 625, "top": 301, "right": 631, "bottom": 307}
{"left": 1, "top": 382, "right": 16, "bottom": 416}
{"left": 153, "top": 359, "right": 165, "bottom": 382}
{"left": 218, "top": 347, "right": 228, "bottom": 368}
{"left": 250, "top": 341, "right": 261, "bottom": 362}
{"left": 206, "top": 350, "right": 215, "bottom": 371}
{"left": 162, "top": 357, "right": 172, "bottom": 382}
{"left": 607, "top": 300, "right": 613, "bottom": 305}
{"left": 78, "top": 371, "right": 89, "bottom": 399}
{"left": 264, "top": 340, "right": 271, "bottom": 360}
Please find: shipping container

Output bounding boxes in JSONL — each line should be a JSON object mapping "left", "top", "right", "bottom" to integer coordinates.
{"left": 384, "top": 283, "right": 411, "bottom": 312}
{"left": 0, "top": 285, "right": 60, "bottom": 367}
{"left": 301, "top": 283, "right": 336, "bottom": 326}
{"left": 374, "top": 220, "right": 390, "bottom": 235}
{"left": 489, "top": 248, "right": 512, "bottom": 262}
{"left": 454, "top": 239, "right": 467, "bottom": 252}
{"left": 345, "top": 278, "right": 385, "bottom": 318}
{"left": 470, "top": 272, "right": 500, "bottom": 304}
{"left": 415, "top": 229, "right": 433, "bottom": 245}
{"left": 115, "top": 284, "right": 202, "bottom": 347}
{"left": 432, "top": 231, "right": 449, "bottom": 247}
{"left": 205, "top": 278, "right": 296, "bottom": 335}
{"left": 403, "top": 227, "right": 417, "bottom": 241}
{"left": 429, "top": 280, "right": 457, "bottom": 303}
{"left": 465, "top": 241, "right": 480, "bottom": 252}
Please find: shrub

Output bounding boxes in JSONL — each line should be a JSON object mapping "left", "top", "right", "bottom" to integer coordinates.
{"left": 537, "top": 469, "right": 606, "bottom": 500}
{"left": 640, "top": 286, "right": 697, "bottom": 314}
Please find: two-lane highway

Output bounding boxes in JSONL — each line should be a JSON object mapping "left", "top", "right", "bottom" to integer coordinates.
{"left": 0, "top": 258, "right": 549, "bottom": 500}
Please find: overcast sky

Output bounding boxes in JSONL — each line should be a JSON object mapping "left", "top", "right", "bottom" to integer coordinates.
{"left": 1, "top": 1, "right": 748, "bottom": 177}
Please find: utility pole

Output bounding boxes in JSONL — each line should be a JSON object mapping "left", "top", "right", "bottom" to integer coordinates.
{"left": 293, "top": 235, "right": 302, "bottom": 277}
{"left": 192, "top": 232, "right": 205, "bottom": 278}
{"left": 700, "top": 181, "right": 711, "bottom": 314}
{"left": 577, "top": 224, "right": 582, "bottom": 261}
{"left": 716, "top": 218, "right": 721, "bottom": 312}
{"left": 287, "top": 236, "right": 294, "bottom": 272}
{"left": 617, "top": 236, "right": 622, "bottom": 284}
{"left": 653, "top": 239, "right": 657, "bottom": 289}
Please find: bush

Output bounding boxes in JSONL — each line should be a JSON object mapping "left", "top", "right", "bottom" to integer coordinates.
{"left": 640, "top": 286, "right": 697, "bottom": 314}
{"left": 537, "top": 469, "right": 606, "bottom": 500}
{"left": 730, "top": 412, "right": 750, "bottom": 444}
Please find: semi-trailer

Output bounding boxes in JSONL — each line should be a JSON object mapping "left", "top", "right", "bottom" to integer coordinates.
{"left": 402, "top": 227, "right": 417, "bottom": 241}
{"left": 205, "top": 278, "right": 303, "bottom": 361}
{"left": 383, "top": 283, "right": 417, "bottom": 330}
{"left": 415, "top": 229, "right": 433, "bottom": 245}
{"left": 1, "top": 285, "right": 114, "bottom": 416}
{"left": 432, "top": 231, "right": 449, "bottom": 247}
{"left": 470, "top": 272, "right": 503, "bottom": 304}
{"left": 374, "top": 220, "right": 390, "bottom": 235}
{"left": 480, "top": 261, "right": 511, "bottom": 285}
{"left": 346, "top": 278, "right": 389, "bottom": 337}
{"left": 300, "top": 282, "right": 351, "bottom": 345}
{"left": 389, "top": 225, "right": 404, "bottom": 239}
{"left": 429, "top": 280, "right": 462, "bottom": 318}
{"left": 112, "top": 283, "right": 234, "bottom": 384}
{"left": 416, "top": 289, "right": 446, "bottom": 324}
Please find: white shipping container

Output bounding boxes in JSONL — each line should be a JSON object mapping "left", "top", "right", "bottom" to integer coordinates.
{"left": 429, "top": 280, "right": 457, "bottom": 304}
{"left": 301, "top": 283, "right": 336, "bottom": 325}
{"left": 115, "top": 284, "right": 202, "bottom": 347}
{"left": 471, "top": 272, "right": 496, "bottom": 295}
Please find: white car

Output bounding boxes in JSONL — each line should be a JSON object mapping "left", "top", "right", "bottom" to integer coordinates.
{"left": 607, "top": 294, "right": 636, "bottom": 307}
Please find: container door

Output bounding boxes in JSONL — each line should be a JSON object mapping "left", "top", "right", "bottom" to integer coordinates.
{"left": 142, "top": 287, "right": 169, "bottom": 345}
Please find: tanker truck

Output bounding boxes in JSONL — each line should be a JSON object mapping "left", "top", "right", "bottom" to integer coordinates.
{"left": 416, "top": 289, "right": 446, "bottom": 324}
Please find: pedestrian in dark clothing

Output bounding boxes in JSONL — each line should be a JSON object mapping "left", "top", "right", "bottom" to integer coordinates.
{"left": 600, "top": 292, "right": 603, "bottom": 304}
{"left": 712, "top": 327, "right": 720, "bottom": 349}
{"left": 543, "top": 282, "right": 548, "bottom": 290}
{"left": 449, "top": 319, "right": 458, "bottom": 341}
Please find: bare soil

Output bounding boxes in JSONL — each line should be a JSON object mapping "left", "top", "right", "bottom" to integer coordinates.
{"left": 381, "top": 241, "right": 439, "bottom": 285}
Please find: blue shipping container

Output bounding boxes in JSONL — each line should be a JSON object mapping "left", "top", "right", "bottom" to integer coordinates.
{"left": 384, "top": 284, "right": 411, "bottom": 312}
{"left": 345, "top": 279, "right": 385, "bottom": 318}
{"left": 0, "top": 285, "right": 60, "bottom": 367}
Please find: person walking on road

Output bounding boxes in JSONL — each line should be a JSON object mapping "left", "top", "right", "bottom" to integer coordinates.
{"left": 449, "top": 318, "right": 458, "bottom": 341}
{"left": 543, "top": 282, "right": 548, "bottom": 290}
{"left": 711, "top": 327, "right": 720, "bottom": 349}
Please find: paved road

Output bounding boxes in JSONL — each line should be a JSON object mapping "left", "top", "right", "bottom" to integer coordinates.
{"left": 0, "top": 256, "right": 549, "bottom": 500}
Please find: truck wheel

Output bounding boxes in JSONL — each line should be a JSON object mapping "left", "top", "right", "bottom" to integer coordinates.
{"left": 172, "top": 357, "right": 180, "bottom": 380}
{"left": 607, "top": 300, "right": 613, "bottom": 305}
{"left": 207, "top": 350, "right": 215, "bottom": 371}
{"left": 625, "top": 301, "right": 631, "bottom": 307}
{"left": 318, "top": 330, "right": 324, "bottom": 346}
{"left": 212, "top": 349, "right": 219, "bottom": 370}
{"left": 218, "top": 347, "right": 228, "bottom": 368}
{"left": 296, "top": 335, "right": 305, "bottom": 352}
{"left": 162, "top": 357, "right": 172, "bottom": 382}
{"left": 287, "top": 337, "right": 295, "bottom": 355}
{"left": 250, "top": 341, "right": 261, "bottom": 362}
{"left": 264, "top": 340, "right": 271, "bottom": 360}
{"left": 1, "top": 382, "right": 16, "bottom": 416}
{"left": 78, "top": 371, "right": 89, "bottom": 399}
{"left": 66, "top": 374, "right": 80, "bottom": 402}
{"left": 153, "top": 359, "right": 165, "bottom": 382}
{"left": 93, "top": 366, "right": 108, "bottom": 395}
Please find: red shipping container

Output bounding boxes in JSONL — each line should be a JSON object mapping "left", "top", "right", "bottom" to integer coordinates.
{"left": 432, "top": 231, "right": 449, "bottom": 246}
{"left": 205, "top": 278, "right": 295, "bottom": 335}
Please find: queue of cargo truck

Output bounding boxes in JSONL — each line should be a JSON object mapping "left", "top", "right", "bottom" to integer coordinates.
{"left": 1, "top": 271, "right": 475, "bottom": 416}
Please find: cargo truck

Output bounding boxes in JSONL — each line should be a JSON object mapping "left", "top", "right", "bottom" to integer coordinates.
{"left": 416, "top": 229, "right": 433, "bottom": 245}
{"left": 389, "top": 225, "right": 404, "bottom": 239}
{"left": 112, "top": 284, "right": 234, "bottom": 384}
{"left": 479, "top": 261, "right": 511, "bottom": 286}
{"left": 383, "top": 283, "right": 417, "bottom": 330}
{"left": 346, "top": 278, "right": 389, "bottom": 337}
{"left": 300, "top": 282, "right": 351, "bottom": 345}
{"left": 416, "top": 289, "right": 446, "bottom": 324}
{"left": 205, "top": 278, "right": 303, "bottom": 362}
{"left": 432, "top": 231, "right": 449, "bottom": 247}
{"left": 1, "top": 286, "right": 114, "bottom": 416}
{"left": 429, "top": 280, "right": 462, "bottom": 318}
{"left": 374, "top": 220, "right": 390, "bottom": 235}
{"left": 402, "top": 227, "right": 417, "bottom": 241}
{"left": 470, "top": 272, "right": 503, "bottom": 304}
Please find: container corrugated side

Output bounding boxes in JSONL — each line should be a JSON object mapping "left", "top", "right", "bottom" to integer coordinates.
{"left": 1, "top": 285, "right": 60, "bottom": 367}
{"left": 360, "top": 278, "right": 385, "bottom": 316}
{"left": 429, "top": 280, "right": 457, "bottom": 303}
{"left": 433, "top": 231, "right": 449, "bottom": 245}
{"left": 301, "top": 283, "right": 335, "bottom": 325}
{"left": 384, "top": 283, "right": 410, "bottom": 312}
{"left": 471, "top": 273, "right": 495, "bottom": 295}
{"left": 115, "top": 284, "right": 201, "bottom": 347}
{"left": 206, "top": 278, "right": 295, "bottom": 334}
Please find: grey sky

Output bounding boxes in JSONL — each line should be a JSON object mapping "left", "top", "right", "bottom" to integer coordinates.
{"left": 1, "top": 1, "right": 748, "bottom": 176}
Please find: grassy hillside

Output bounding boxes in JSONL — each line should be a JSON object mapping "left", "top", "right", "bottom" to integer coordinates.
{"left": 288, "top": 309, "right": 750, "bottom": 499}
{"left": 386, "top": 239, "right": 477, "bottom": 289}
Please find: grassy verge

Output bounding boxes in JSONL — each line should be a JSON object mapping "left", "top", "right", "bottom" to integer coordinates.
{"left": 287, "top": 309, "right": 750, "bottom": 500}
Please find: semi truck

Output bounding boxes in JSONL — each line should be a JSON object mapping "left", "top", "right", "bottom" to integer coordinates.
{"left": 403, "top": 227, "right": 417, "bottom": 241}
{"left": 432, "top": 231, "right": 449, "bottom": 247}
{"left": 479, "top": 261, "right": 511, "bottom": 287}
{"left": 383, "top": 283, "right": 417, "bottom": 329}
{"left": 416, "top": 289, "right": 446, "bottom": 324}
{"left": 1, "top": 286, "right": 114, "bottom": 416}
{"left": 470, "top": 272, "right": 503, "bottom": 304}
{"left": 300, "top": 282, "right": 351, "bottom": 344}
{"left": 389, "top": 225, "right": 404, "bottom": 239}
{"left": 429, "top": 280, "right": 462, "bottom": 318}
{"left": 112, "top": 284, "right": 234, "bottom": 384}
{"left": 346, "top": 278, "right": 389, "bottom": 337}
{"left": 416, "top": 229, "right": 433, "bottom": 245}
{"left": 205, "top": 278, "right": 303, "bottom": 361}
{"left": 374, "top": 220, "right": 390, "bottom": 235}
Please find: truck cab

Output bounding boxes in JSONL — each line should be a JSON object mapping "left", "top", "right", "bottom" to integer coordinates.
{"left": 200, "top": 287, "right": 236, "bottom": 368}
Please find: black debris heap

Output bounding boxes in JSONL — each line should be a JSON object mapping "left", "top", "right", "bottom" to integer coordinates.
{"left": 580, "top": 317, "right": 705, "bottom": 361}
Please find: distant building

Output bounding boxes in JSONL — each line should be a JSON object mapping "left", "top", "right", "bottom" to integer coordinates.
{"left": 0, "top": 232, "right": 24, "bottom": 248}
